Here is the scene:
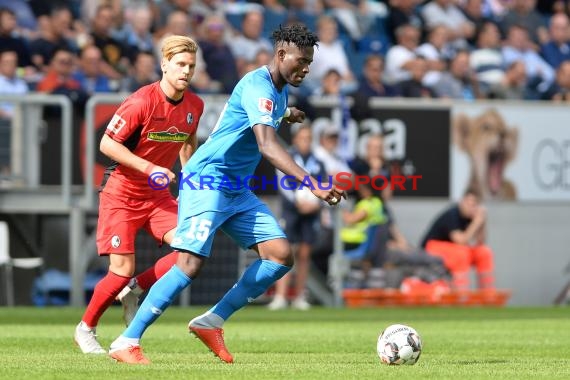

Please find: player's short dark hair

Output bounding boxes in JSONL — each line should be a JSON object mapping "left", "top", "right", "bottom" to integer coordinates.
{"left": 271, "top": 24, "right": 319, "bottom": 50}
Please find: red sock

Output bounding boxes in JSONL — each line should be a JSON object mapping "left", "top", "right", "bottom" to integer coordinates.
{"left": 81, "top": 271, "right": 130, "bottom": 327}
{"left": 135, "top": 251, "right": 179, "bottom": 290}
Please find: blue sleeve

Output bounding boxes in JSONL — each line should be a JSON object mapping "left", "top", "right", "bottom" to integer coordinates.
{"left": 241, "top": 76, "right": 280, "bottom": 130}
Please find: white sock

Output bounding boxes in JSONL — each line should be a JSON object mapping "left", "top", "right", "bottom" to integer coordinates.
{"left": 79, "top": 321, "right": 95, "bottom": 331}
{"left": 110, "top": 335, "right": 140, "bottom": 351}
{"left": 190, "top": 311, "right": 224, "bottom": 328}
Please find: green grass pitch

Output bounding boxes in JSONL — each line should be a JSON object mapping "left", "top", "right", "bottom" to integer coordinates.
{"left": 0, "top": 306, "right": 568, "bottom": 379}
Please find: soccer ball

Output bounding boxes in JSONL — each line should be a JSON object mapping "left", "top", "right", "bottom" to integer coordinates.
{"left": 377, "top": 324, "right": 422, "bottom": 365}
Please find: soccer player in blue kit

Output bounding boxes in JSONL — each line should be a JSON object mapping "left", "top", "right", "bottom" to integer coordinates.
{"left": 108, "top": 24, "right": 346, "bottom": 364}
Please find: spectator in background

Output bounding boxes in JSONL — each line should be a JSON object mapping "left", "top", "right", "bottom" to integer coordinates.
{"left": 346, "top": 133, "right": 449, "bottom": 289}
{"left": 311, "top": 123, "right": 354, "bottom": 275}
{"left": 155, "top": 0, "right": 193, "bottom": 36}
{"left": 432, "top": 50, "right": 481, "bottom": 99}
{"left": 352, "top": 55, "right": 400, "bottom": 118}
{"left": 0, "top": 7, "right": 33, "bottom": 70}
{"left": 0, "top": 0, "right": 39, "bottom": 33}
{"left": 198, "top": 14, "right": 239, "bottom": 94}
{"left": 387, "top": 0, "right": 425, "bottom": 44}
{"left": 0, "top": 48, "right": 28, "bottom": 179}
{"left": 357, "top": 54, "right": 400, "bottom": 98}
{"left": 350, "top": 134, "right": 393, "bottom": 200}
{"left": 398, "top": 57, "right": 437, "bottom": 97}
{"left": 229, "top": 9, "right": 273, "bottom": 74}
{"left": 120, "top": 6, "right": 154, "bottom": 63}
{"left": 0, "top": 50, "right": 28, "bottom": 119}
{"left": 470, "top": 21, "right": 505, "bottom": 97}
{"left": 0, "top": 48, "right": 28, "bottom": 178}
{"left": 369, "top": 207, "right": 451, "bottom": 289}
{"left": 193, "top": 0, "right": 226, "bottom": 23}
{"left": 254, "top": 48, "right": 272, "bottom": 67}
{"left": 416, "top": 24, "right": 453, "bottom": 88}
{"left": 35, "top": 47, "right": 88, "bottom": 110}
{"left": 461, "top": 0, "right": 495, "bottom": 46}
{"left": 29, "top": 4, "right": 78, "bottom": 72}
{"left": 156, "top": 10, "right": 218, "bottom": 94}
{"left": 502, "top": 24, "right": 555, "bottom": 98}
{"left": 72, "top": 45, "right": 117, "bottom": 94}
{"left": 542, "top": 60, "right": 570, "bottom": 101}
{"left": 288, "top": 0, "right": 325, "bottom": 15}
{"left": 480, "top": 0, "right": 509, "bottom": 20}
{"left": 268, "top": 123, "right": 326, "bottom": 310}
{"left": 487, "top": 60, "right": 530, "bottom": 99}
{"left": 305, "top": 15, "right": 357, "bottom": 94}
{"left": 501, "top": 0, "right": 549, "bottom": 47}
{"left": 313, "top": 123, "right": 353, "bottom": 178}
{"left": 154, "top": 10, "right": 193, "bottom": 61}
{"left": 311, "top": 68, "right": 343, "bottom": 96}
{"left": 540, "top": 13, "right": 570, "bottom": 69}
{"left": 421, "top": 0, "right": 475, "bottom": 50}
{"left": 421, "top": 188, "right": 495, "bottom": 291}
{"left": 535, "top": 0, "right": 568, "bottom": 16}
{"left": 340, "top": 181, "right": 386, "bottom": 285}
{"left": 238, "top": 48, "right": 274, "bottom": 78}
{"left": 383, "top": 24, "right": 423, "bottom": 86}
{"left": 323, "top": 0, "right": 388, "bottom": 41}
{"left": 191, "top": 0, "right": 226, "bottom": 24}
{"left": 121, "top": 50, "right": 159, "bottom": 92}
{"left": 89, "top": 4, "right": 130, "bottom": 80}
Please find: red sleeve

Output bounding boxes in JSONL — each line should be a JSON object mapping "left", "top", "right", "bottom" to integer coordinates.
{"left": 105, "top": 96, "right": 149, "bottom": 143}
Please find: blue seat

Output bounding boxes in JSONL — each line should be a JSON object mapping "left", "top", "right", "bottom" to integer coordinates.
{"left": 225, "top": 13, "right": 243, "bottom": 32}
{"left": 348, "top": 50, "right": 368, "bottom": 76}
{"left": 263, "top": 9, "right": 288, "bottom": 38}
{"left": 356, "top": 34, "right": 391, "bottom": 56}
{"left": 343, "top": 225, "right": 379, "bottom": 260}
{"left": 293, "top": 11, "right": 317, "bottom": 32}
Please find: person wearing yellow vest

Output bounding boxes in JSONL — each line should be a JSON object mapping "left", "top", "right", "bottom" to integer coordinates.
{"left": 341, "top": 182, "right": 386, "bottom": 250}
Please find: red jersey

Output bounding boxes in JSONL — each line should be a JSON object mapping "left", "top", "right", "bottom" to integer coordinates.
{"left": 101, "top": 82, "right": 203, "bottom": 198}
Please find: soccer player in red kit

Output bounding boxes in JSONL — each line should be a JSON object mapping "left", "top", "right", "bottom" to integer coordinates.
{"left": 74, "top": 35, "right": 204, "bottom": 354}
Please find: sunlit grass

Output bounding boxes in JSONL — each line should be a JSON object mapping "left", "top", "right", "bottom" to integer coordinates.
{"left": 0, "top": 306, "right": 568, "bottom": 379}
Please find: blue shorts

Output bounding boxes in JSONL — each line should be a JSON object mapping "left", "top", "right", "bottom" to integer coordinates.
{"left": 171, "top": 189, "right": 286, "bottom": 257}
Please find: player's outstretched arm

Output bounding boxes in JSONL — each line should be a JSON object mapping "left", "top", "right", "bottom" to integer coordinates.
{"left": 252, "top": 124, "right": 345, "bottom": 205}
{"left": 100, "top": 134, "right": 176, "bottom": 182}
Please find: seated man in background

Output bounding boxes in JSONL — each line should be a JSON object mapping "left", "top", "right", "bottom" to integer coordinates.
{"left": 420, "top": 188, "right": 495, "bottom": 291}
{"left": 372, "top": 205, "right": 450, "bottom": 289}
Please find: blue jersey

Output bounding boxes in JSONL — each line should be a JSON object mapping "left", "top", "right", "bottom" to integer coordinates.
{"left": 183, "top": 66, "right": 288, "bottom": 193}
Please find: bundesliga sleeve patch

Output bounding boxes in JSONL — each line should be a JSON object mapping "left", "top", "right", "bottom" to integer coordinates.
{"left": 258, "top": 98, "right": 273, "bottom": 114}
{"left": 107, "top": 114, "right": 127, "bottom": 134}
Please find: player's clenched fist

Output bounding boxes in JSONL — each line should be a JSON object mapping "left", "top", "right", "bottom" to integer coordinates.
{"left": 311, "top": 183, "right": 346, "bottom": 206}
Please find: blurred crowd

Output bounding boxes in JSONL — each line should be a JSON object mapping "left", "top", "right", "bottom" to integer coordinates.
{"left": 1, "top": 0, "right": 570, "bottom": 107}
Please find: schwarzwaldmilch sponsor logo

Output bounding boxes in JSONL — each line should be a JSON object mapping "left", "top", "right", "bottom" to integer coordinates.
{"left": 147, "top": 127, "right": 189, "bottom": 142}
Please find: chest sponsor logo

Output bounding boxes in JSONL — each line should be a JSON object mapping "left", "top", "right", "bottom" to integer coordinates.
{"left": 147, "top": 126, "right": 189, "bottom": 142}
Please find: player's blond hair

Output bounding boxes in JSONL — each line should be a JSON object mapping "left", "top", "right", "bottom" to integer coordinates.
{"left": 161, "top": 35, "right": 198, "bottom": 60}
